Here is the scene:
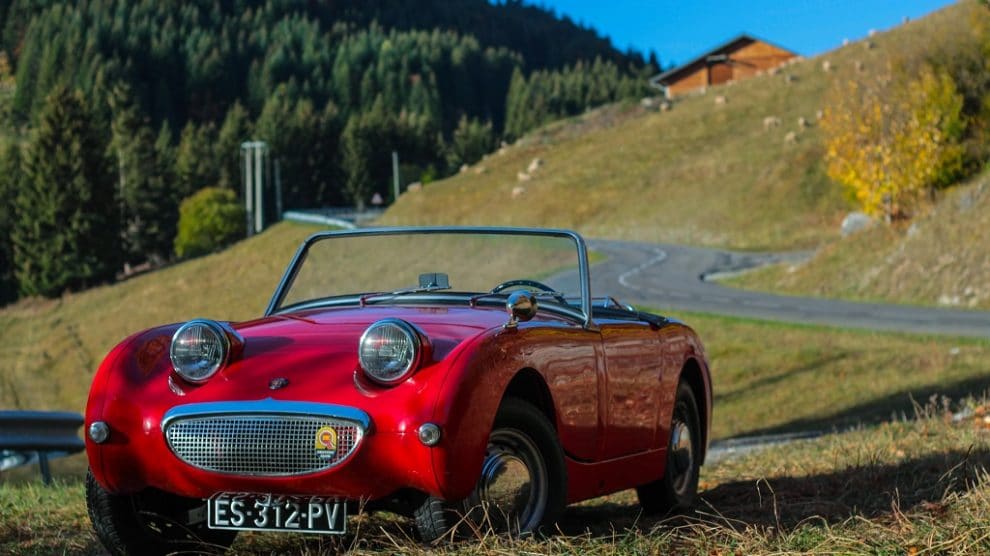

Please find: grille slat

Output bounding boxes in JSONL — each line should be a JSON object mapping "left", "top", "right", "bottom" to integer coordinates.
{"left": 165, "top": 415, "right": 363, "bottom": 476}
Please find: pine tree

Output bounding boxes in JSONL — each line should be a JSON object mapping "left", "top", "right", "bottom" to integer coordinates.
{"left": 109, "top": 85, "right": 177, "bottom": 264}
{"left": 216, "top": 101, "right": 253, "bottom": 191}
{"left": 504, "top": 67, "right": 528, "bottom": 139}
{"left": 12, "top": 86, "right": 120, "bottom": 297}
{"left": 0, "top": 142, "right": 20, "bottom": 305}
{"left": 447, "top": 115, "right": 493, "bottom": 169}
{"left": 296, "top": 100, "right": 343, "bottom": 206}
{"left": 175, "top": 121, "right": 220, "bottom": 201}
{"left": 341, "top": 113, "right": 373, "bottom": 210}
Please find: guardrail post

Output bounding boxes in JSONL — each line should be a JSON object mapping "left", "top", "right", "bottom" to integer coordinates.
{"left": 0, "top": 411, "right": 84, "bottom": 484}
{"left": 38, "top": 452, "right": 51, "bottom": 485}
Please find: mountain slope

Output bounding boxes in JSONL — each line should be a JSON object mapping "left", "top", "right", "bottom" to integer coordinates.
{"left": 381, "top": 3, "right": 977, "bottom": 252}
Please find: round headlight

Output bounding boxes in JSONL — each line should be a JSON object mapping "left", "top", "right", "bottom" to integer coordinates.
{"left": 170, "top": 319, "right": 230, "bottom": 383}
{"left": 359, "top": 319, "right": 422, "bottom": 385}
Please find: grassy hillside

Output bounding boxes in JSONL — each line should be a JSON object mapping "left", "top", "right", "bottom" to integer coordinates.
{"left": 2, "top": 219, "right": 988, "bottom": 429}
{"left": 382, "top": 1, "right": 990, "bottom": 317}
{"left": 727, "top": 170, "right": 990, "bottom": 309}
{"left": 381, "top": 64, "right": 848, "bottom": 250}
{"left": 0, "top": 222, "right": 318, "bottom": 412}
{"left": 376, "top": 6, "right": 984, "bottom": 250}
{"left": 1, "top": 215, "right": 987, "bottom": 430}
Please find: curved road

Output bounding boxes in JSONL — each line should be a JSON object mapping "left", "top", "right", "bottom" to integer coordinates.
{"left": 586, "top": 239, "right": 990, "bottom": 339}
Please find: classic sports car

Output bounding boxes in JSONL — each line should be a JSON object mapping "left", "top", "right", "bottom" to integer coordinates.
{"left": 84, "top": 227, "right": 712, "bottom": 554}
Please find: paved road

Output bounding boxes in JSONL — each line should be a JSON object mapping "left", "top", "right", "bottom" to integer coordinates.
{"left": 585, "top": 239, "right": 990, "bottom": 339}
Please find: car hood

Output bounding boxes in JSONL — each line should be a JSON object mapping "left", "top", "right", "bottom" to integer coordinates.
{"left": 167, "top": 305, "right": 515, "bottom": 403}
{"left": 234, "top": 304, "right": 510, "bottom": 362}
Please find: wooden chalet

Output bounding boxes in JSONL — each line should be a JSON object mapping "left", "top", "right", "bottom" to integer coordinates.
{"left": 649, "top": 34, "right": 797, "bottom": 98}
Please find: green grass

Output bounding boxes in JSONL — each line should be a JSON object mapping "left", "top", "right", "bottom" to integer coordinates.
{"left": 724, "top": 170, "right": 990, "bottom": 310}
{"left": 5, "top": 249, "right": 989, "bottom": 552}
{"left": 4, "top": 398, "right": 989, "bottom": 554}
{"left": 661, "top": 310, "right": 990, "bottom": 440}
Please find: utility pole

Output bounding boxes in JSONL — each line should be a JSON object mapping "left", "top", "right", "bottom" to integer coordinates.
{"left": 274, "top": 159, "right": 283, "bottom": 221}
{"left": 242, "top": 145, "right": 253, "bottom": 237}
{"left": 241, "top": 141, "right": 270, "bottom": 235}
{"left": 254, "top": 144, "right": 263, "bottom": 233}
{"left": 392, "top": 150, "right": 400, "bottom": 202}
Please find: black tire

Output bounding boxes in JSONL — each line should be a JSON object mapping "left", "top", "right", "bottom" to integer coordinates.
{"left": 637, "top": 381, "right": 702, "bottom": 514}
{"left": 412, "top": 495, "right": 461, "bottom": 542}
{"left": 413, "top": 398, "right": 567, "bottom": 541}
{"left": 86, "top": 471, "right": 236, "bottom": 555}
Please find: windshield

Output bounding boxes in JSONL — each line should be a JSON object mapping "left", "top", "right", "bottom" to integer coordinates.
{"left": 269, "top": 228, "right": 589, "bottom": 319}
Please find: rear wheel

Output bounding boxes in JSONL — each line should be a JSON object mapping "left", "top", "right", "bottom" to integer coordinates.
{"left": 413, "top": 398, "right": 566, "bottom": 541}
{"left": 637, "top": 381, "right": 702, "bottom": 514}
{"left": 86, "top": 471, "right": 236, "bottom": 555}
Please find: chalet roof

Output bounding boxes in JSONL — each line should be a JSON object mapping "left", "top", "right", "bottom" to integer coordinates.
{"left": 649, "top": 33, "right": 796, "bottom": 87}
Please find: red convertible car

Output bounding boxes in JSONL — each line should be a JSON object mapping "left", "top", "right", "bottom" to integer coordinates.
{"left": 84, "top": 227, "right": 712, "bottom": 554}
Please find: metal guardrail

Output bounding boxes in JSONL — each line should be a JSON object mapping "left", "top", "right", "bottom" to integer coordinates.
{"left": 0, "top": 411, "right": 85, "bottom": 484}
{"left": 282, "top": 207, "right": 385, "bottom": 229}
{"left": 282, "top": 210, "right": 357, "bottom": 230}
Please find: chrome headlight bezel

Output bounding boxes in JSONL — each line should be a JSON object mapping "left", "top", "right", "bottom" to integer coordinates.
{"left": 358, "top": 318, "right": 423, "bottom": 386}
{"left": 169, "top": 319, "right": 231, "bottom": 384}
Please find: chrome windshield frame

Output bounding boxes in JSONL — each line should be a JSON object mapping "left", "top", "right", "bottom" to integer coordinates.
{"left": 264, "top": 226, "right": 597, "bottom": 330}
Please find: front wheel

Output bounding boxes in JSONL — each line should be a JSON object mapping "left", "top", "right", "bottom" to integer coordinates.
{"left": 414, "top": 398, "right": 567, "bottom": 541}
{"left": 637, "top": 381, "right": 702, "bottom": 514}
{"left": 86, "top": 471, "right": 236, "bottom": 555}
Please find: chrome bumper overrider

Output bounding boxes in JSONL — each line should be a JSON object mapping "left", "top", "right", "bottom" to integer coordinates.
{"left": 162, "top": 399, "right": 371, "bottom": 477}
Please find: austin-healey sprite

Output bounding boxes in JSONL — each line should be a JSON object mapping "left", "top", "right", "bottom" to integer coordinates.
{"left": 84, "top": 227, "right": 712, "bottom": 554}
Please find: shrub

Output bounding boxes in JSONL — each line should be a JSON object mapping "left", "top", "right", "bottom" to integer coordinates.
{"left": 822, "top": 64, "right": 965, "bottom": 220}
{"left": 174, "top": 187, "right": 245, "bottom": 259}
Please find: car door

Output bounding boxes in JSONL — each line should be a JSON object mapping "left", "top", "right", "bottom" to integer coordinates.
{"left": 598, "top": 319, "right": 665, "bottom": 459}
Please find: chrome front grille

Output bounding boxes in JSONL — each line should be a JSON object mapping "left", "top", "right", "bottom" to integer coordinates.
{"left": 163, "top": 402, "right": 368, "bottom": 477}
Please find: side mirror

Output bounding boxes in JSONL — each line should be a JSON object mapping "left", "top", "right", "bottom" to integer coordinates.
{"left": 504, "top": 290, "right": 538, "bottom": 329}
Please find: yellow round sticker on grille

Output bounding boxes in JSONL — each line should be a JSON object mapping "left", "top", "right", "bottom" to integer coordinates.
{"left": 315, "top": 426, "right": 338, "bottom": 452}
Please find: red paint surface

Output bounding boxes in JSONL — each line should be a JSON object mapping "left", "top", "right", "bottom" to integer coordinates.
{"left": 86, "top": 303, "right": 711, "bottom": 506}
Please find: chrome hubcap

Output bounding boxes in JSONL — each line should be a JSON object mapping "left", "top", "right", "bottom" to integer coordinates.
{"left": 670, "top": 419, "right": 694, "bottom": 493}
{"left": 471, "top": 428, "right": 547, "bottom": 532}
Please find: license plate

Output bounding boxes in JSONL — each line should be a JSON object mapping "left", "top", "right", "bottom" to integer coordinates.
{"left": 207, "top": 492, "right": 346, "bottom": 534}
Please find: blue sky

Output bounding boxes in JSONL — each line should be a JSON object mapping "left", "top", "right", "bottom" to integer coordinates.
{"left": 536, "top": 0, "right": 956, "bottom": 66}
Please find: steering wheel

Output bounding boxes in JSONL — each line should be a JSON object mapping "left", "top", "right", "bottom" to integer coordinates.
{"left": 489, "top": 279, "right": 567, "bottom": 303}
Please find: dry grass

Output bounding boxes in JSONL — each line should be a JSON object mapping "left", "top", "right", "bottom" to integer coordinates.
{"left": 4, "top": 398, "right": 989, "bottom": 555}
{"left": 727, "top": 170, "right": 990, "bottom": 310}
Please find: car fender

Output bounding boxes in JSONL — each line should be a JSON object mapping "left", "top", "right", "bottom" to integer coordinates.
{"left": 425, "top": 322, "right": 582, "bottom": 500}
{"left": 85, "top": 325, "right": 180, "bottom": 491}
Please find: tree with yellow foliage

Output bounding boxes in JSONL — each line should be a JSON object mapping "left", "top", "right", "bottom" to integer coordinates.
{"left": 822, "top": 63, "right": 965, "bottom": 221}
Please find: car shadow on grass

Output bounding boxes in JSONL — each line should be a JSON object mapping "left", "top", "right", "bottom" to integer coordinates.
{"left": 714, "top": 352, "right": 852, "bottom": 405}
{"left": 699, "top": 447, "right": 990, "bottom": 529}
{"left": 557, "top": 446, "right": 990, "bottom": 537}
{"left": 737, "top": 374, "right": 990, "bottom": 439}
